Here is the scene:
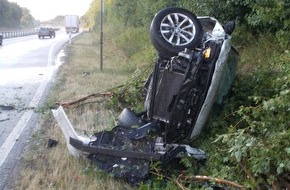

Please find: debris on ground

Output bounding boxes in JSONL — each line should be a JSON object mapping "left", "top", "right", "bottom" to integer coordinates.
{"left": 47, "top": 139, "right": 58, "bottom": 148}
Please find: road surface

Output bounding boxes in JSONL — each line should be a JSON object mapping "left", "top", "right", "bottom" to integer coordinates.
{"left": 0, "top": 30, "right": 76, "bottom": 189}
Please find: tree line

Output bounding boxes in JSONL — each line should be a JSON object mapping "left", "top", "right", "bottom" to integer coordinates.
{"left": 83, "top": 0, "right": 289, "bottom": 49}
{"left": 0, "top": 0, "right": 34, "bottom": 29}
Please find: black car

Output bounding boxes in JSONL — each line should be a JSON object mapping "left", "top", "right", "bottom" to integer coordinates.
{"left": 38, "top": 27, "right": 56, "bottom": 39}
{"left": 0, "top": 34, "right": 3, "bottom": 45}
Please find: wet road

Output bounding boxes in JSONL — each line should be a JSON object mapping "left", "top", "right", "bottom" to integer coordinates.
{"left": 0, "top": 30, "right": 75, "bottom": 189}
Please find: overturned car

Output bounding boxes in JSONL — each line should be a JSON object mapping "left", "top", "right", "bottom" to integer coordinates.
{"left": 52, "top": 7, "right": 239, "bottom": 184}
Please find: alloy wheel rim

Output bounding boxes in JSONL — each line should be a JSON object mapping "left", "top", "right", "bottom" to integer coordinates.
{"left": 160, "top": 13, "right": 196, "bottom": 46}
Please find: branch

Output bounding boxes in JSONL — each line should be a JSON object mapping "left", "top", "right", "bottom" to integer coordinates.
{"left": 150, "top": 170, "right": 246, "bottom": 190}
{"left": 56, "top": 92, "right": 113, "bottom": 108}
{"left": 183, "top": 175, "right": 246, "bottom": 189}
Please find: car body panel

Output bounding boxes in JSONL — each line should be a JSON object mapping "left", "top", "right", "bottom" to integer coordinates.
{"left": 191, "top": 38, "right": 237, "bottom": 138}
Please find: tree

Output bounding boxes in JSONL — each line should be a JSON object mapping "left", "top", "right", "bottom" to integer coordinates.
{"left": 0, "top": 0, "right": 23, "bottom": 29}
{"left": 20, "top": 8, "right": 34, "bottom": 28}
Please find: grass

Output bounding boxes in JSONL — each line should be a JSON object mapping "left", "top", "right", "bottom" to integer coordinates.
{"left": 11, "top": 32, "right": 139, "bottom": 190}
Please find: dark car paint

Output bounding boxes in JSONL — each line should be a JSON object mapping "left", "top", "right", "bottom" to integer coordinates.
{"left": 38, "top": 27, "right": 55, "bottom": 38}
{"left": 0, "top": 34, "right": 3, "bottom": 45}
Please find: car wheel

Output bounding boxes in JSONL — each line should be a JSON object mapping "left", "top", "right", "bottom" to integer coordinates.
{"left": 118, "top": 108, "right": 143, "bottom": 128}
{"left": 150, "top": 7, "right": 203, "bottom": 57}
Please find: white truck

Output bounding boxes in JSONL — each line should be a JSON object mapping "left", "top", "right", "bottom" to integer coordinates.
{"left": 65, "top": 15, "right": 80, "bottom": 33}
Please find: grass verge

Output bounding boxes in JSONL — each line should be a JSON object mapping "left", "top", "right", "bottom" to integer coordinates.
{"left": 11, "top": 32, "right": 139, "bottom": 190}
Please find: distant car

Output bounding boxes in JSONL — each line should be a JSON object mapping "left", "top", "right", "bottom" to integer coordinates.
{"left": 38, "top": 27, "right": 55, "bottom": 39}
{"left": 0, "top": 34, "right": 3, "bottom": 45}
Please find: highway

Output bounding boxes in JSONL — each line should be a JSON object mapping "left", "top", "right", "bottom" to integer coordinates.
{"left": 0, "top": 30, "right": 76, "bottom": 189}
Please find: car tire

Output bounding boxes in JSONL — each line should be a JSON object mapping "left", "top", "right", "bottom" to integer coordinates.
{"left": 118, "top": 108, "right": 143, "bottom": 128}
{"left": 150, "top": 7, "right": 203, "bottom": 57}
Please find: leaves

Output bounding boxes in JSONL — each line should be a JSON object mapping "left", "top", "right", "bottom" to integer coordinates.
{"left": 207, "top": 49, "right": 290, "bottom": 188}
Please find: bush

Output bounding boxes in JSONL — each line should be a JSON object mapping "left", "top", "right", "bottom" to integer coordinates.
{"left": 203, "top": 49, "right": 290, "bottom": 189}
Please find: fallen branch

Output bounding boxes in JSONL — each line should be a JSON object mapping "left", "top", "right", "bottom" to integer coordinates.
{"left": 54, "top": 82, "right": 128, "bottom": 108}
{"left": 54, "top": 64, "right": 152, "bottom": 109}
{"left": 56, "top": 92, "right": 113, "bottom": 108}
{"left": 150, "top": 170, "right": 246, "bottom": 190}
{"left": 180, "top": 175, "right": 246, "bottom": 189}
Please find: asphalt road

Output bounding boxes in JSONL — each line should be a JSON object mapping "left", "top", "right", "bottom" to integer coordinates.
{"left": 0, "top": 30, "right": 76, "bottom": 189}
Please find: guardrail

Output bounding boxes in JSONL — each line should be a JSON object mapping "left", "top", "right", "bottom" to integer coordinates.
{"left": 0, "top": 29, "right": 37, "bottom": 39}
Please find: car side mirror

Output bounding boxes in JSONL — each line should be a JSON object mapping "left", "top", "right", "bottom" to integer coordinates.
{"left": 223, "top": 20, "right": 235, "bottom": 35}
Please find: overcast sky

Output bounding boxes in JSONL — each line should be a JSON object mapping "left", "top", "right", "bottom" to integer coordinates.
{"left": 8, "top": 0, "right": 93, "bottom": 21}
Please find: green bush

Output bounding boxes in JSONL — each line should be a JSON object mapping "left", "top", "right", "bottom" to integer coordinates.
{"left": 201, "top": 49, "right": 290, "bottom": 189}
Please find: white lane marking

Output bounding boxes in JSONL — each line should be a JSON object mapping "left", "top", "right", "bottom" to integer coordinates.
{"left": 0, "top": 41, "right": 60, "bottom": 167}
{"left": 0, "top": 110, "right": 33, "bottom": 166}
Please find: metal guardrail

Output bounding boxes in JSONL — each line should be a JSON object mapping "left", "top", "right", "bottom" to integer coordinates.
{"left": 0, "top": 29, "right": 37, "bottom": 39}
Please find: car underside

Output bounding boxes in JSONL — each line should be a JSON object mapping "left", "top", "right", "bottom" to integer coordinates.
{"left": 52, "top": 7, "right": 239, "bottom": 186}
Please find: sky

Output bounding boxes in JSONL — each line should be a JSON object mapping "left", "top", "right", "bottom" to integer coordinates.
{"left": 8, "top": 0, "right": 93, "bottom": 21}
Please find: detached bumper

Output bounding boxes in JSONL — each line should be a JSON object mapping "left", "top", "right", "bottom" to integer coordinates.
{"left": 52, "top": 106, "right": 206, "bottom": 183}
{"left": 52, "top": 106, "right": 206, "bottom": 161}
